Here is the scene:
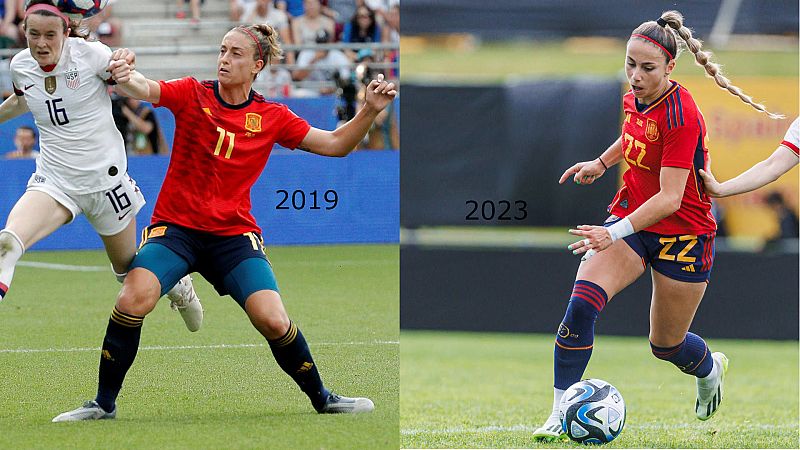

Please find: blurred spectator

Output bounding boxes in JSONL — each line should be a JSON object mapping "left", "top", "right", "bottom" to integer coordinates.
{"left": 86, "top": 0, "right": 122, "bottom": 47}
{"left": 256, "top": 65, "right": 293, "bottom": 98}
{"left": 291, "top": 0, "right": 334, "bottom": 46}
{"left": 242, "top": 0, "right": 295, "bottom": 64}
{"left": 294, "top": 28, "right": 350, "bottom": 95}
{"left": 121, "top": 97, "right": 167, "bottom": 155}
{"left": 381, "top": 3, "right": 398, "bottom": 77}
{"left": 276, "top": 0, "right": 304, "bottom": 18}
{"left": 323, "top": 0, "right": 357, "bottom": 40}
{"left": 176, "top": 0, "right": 202, "bottom": 23}
{"left": 229, "top": 0, "right": 256, "bottom": 22}
{"left": 765, "top": 191, "right": 799, "bottom": 240}
{"left": 4, "top": 125, "right": 38, "bottom": 159}
{"left": 341, "top": 5, "right": 380, "bottom": 61}
{"left": 0, "top": 0, "right": 20, "bottom": 47}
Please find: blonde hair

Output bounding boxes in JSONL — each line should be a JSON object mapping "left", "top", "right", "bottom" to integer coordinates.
{"left": 631, "top": 10, "right": 783, "bottom": 119}
{"left": 234, "top": 23, "right": 283, "bottom": 67}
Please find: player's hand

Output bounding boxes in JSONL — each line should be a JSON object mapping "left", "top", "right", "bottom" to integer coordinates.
{"left": 559, "top": 159, "right": 605, "bottom": 185}
{"left": 698, "top": 169, "right": 724, "bottom": 197}
{"left": 107, "top": 59, "right": 134, "bottom": 84}
{"left": 364, "top": 73, "right": 397, "bottom": 113}
{"left": 110, "top": 47, "right": 136, "bottom": 71}
{"left": 567, "top": 225, "right": 613, "bottom": 260}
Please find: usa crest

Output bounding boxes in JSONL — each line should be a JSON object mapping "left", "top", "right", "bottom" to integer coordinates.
{"left": 645, "top": 119, "right": 659, "bottom": 142}
{"left": 245, "top": 113, "right": 262, "bottom": 133}
{"left": 65, "top": 68, "right": 80, "bottom": 90}
{"left": 44, "top": 76, "right": 56, "bottom": 94}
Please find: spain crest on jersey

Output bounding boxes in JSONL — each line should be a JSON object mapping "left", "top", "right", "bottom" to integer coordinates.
{"left": 645, "top": 118, "right": 659, "bottom": 142}
{"left": 245, "top": 113, "right": 262, "bottom": 133}
{"left": 65, "top": 68, "right": 80, "bottom": 90}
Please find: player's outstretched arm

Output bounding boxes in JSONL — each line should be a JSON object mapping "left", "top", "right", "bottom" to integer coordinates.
{"left": 107, "top": 48, "right": 162, "bottom": 104}
{"left": 699, "top": 146, "right": 798, "bottom": 197}
{"left": 298, "top": 73, "right": 397, "bottom": 157}
{"left": 558, "top": 136, "right": 622, "bottom": 185}
{"left": 0, "top": 93, "right": 29, "bottom": 123}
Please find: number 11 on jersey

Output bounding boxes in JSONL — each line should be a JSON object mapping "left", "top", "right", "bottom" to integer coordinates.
{"left": 214, "top": 126, "right": 235, "bottom": 159}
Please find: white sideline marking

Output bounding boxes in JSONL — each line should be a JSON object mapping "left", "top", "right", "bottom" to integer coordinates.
{"left": 0, "top": 340, "right": 399, "bottom": 354}
{"left": 401, "top": 422, "right": 794, "bottom": 435}
{"left": 17, "top": 261, "right": 107, "bottom": 272}
{"left": 16, "top": 259, "right": 395, "bottom": 272}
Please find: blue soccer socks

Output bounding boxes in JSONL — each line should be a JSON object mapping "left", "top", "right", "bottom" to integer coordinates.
{"left": 651, "top": 332, "right": 713, "bottom": 378}
{"left": 554, "top": 280, "right": 608, "bottom": 390}
{"left": 95, "top": 307, "right": 143, "bottom": 412}
{"left": 268, "top": 321, "right": 329, "bottom": 411}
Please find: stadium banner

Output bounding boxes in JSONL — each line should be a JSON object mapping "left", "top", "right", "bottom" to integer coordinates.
{"left": 401, "top": 80, "right": 620, "bottom": 228}
{"left": 0, "top": 150, "right": 399, "bottom": 249}
{"left": 676, "top": 76, "right": 798, "bottom": 239}
{"left": 401, "top": 0, "right": 797, "bottom": 39}
{"left": 400, "top": 245, "right": 799, "bottom": 340}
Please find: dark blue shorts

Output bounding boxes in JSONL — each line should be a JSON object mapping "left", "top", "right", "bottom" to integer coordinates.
{"left": 605, "top": 216, "right": 715, "bottom": 283}
{"left": 130, "top": 222, "right": 278, "bottom": 308}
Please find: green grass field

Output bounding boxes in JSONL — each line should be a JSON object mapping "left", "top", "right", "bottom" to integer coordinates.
{"left": 401, "top": 331, "right": 799, "bottom": 449}
{"left": 0, "top": 245, "right": 398, "bottom": 450}
{"left": 401, "top": 40, "right": 799, "bottom": 82}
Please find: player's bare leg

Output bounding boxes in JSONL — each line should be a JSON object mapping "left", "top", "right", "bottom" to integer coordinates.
{"left": 649, "top": 272, "right": 727, "bottom": 420}
{"left": 245, "top": 290, "right": 374, "bottom": 413}
{"left": 534, "top": 240, "right": 644, "bottom": 442}
{"left": 0, "top": 191, "right": 72, "bottom": 300}
{"left": 100, "top": 220, "right": 203, "bottom": 331}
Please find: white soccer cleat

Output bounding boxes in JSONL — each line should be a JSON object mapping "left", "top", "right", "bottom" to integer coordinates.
{"left": 695, "top": 352, "right": 729, "bottom": 421}
{"left": 318, "top": 392, "right": 375, "bottom": 414}
{"left": 532, "top": 411, "right": 568, "bottom": 442}
{"left": 52, "top": 400, "right": 116, "bottom": 422}
{"left": 166, "top": 275, "right": 203, "bottom": 332}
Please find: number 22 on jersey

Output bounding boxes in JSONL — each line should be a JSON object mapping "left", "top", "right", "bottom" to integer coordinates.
{"left": 623, "top": 132, "right": 650, "bottom": 170}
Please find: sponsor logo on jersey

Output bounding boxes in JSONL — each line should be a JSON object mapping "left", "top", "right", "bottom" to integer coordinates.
{"left": 645, "top": 118, "right": 659, "bottom": 142}
{"left": 202, "top": 107, "right": 212, "bottom": 116}
{"left": 681, "top": 265, "right": 696, "bottom": 272}
{"left": 636, "top": 118, "right": 643, "bottom": 127}
{"left": 619, "top": 199, "right": 628, "bottom": 209}
{"left": 44, "top": 76, "right": 56, "bottom": 94}
{"left": 65, "top": 68, "right": 80, "bottom": 90}
{"left": 24, "top": 84, "right": 34, "bottom": 90}
{"left": 34, "top": 174, "right": 46, "bottom": 183}
{"left": 245, "top": 113, "right": 262, "bottom": 133}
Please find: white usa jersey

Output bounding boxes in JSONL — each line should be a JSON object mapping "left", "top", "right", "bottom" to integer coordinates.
{"left": 780, "top": 117, "right": 799, "bottom": 156}
{"left": 11, "top": 37, "right": 126, "bottom": 194}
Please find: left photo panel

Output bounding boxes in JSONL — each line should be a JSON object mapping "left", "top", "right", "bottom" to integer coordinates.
{"left": 0, "top": 0, "right": 399, "bottom": 448}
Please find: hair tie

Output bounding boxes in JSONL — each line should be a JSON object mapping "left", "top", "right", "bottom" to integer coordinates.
{"left": 238, "top": 27, "right": 265, "bottom": 63}
{"left": 656, "top": 18, "right": 668, "bottom": 27}
{"left": 631, "top": 33, "right": 674, "bottom": 60}
{"left": 25, "top": 3, "right": 69, "bottom": 27}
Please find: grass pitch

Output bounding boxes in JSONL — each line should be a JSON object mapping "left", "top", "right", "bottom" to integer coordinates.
{"left": 0, "top": 245, "right": 398, "bottom": 450}
{"left": 401, "top": 331, "right": 799, "bottom": 449}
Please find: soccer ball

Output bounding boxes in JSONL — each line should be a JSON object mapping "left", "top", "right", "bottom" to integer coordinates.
{"left": 559, "top": 379, "right": 626, "bottom": 445}
{"left": 28, "top": 0, "right": 109, "bottom": 19}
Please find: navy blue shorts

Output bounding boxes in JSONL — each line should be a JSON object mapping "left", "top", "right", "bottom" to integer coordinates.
{"left": 130, "top": 222, "right": 278, "bottom": 308}
{"left": 605, "top": 216, "right": 715, "bottom": 283}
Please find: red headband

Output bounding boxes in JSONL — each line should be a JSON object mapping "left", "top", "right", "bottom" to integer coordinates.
{"left": 631, "top": 34, "right": 674, "bottom": 60}
{"left": 238, "top": 28, "right": 265, "bottom": 63}
{"left": 25, "top": 4, "right": 69, "bottom": 27}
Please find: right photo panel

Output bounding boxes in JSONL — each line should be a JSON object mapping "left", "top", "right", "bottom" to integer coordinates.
{"left": 400, "top": 1, "right": 799, "bottom": 448}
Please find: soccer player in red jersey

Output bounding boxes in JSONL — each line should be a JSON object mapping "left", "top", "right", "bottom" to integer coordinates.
{"left": 532, "top": 10, "right": 783, "bottom": 441}
{"left": 53, "top": 23, "right": 396, "bottom": 421}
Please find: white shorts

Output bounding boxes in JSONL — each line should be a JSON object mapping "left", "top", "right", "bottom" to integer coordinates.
{"left": 26, "top": 172, "right": 146, "bottom": 236}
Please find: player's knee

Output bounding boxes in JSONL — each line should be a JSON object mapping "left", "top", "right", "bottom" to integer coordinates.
{"left": 116, "top": 278, "right": 160, "bottom": 317}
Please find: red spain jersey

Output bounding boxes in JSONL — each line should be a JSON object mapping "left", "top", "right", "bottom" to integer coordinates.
{"left": 608, "top": 81, "right": 716, "bottom": 235}
{"left": 151, "top": 77, "right": 311, "bottom": 235}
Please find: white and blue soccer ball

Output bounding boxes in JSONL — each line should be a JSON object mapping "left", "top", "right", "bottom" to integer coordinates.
{"left": 558, "top": 379, "right": 626, "bottom": 445}
{"left": 28, "top": 0, "right": 109, "bottom": 19}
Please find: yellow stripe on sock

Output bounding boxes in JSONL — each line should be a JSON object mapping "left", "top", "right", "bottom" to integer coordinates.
{"left": 271, "top": 322, "right": 297, "bottom": 347}
{"left": 111, "top": 307, "right": 143, "bottom": 327}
